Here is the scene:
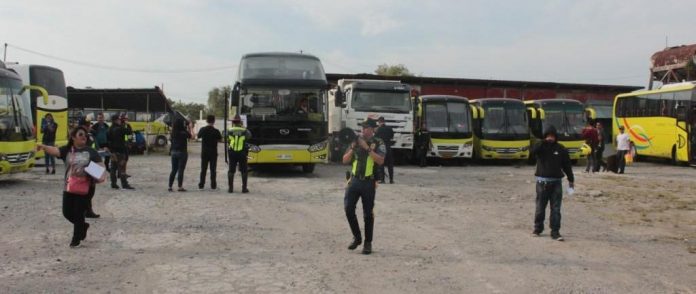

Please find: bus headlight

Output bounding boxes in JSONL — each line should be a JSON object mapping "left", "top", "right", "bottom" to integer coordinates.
{"left": 308, "top": 141, "right": 327, "bottom": 152}
{"left": 481, "top": 145, "right": 494, "bottom": 151}
{"left": 248, "top": 144, "right": 261, "bottom": 153}
{"left": 0, "top": 153, "right": 6, "bottom": 161}
{"left": 463, "top": 142, "right": 473, "bottom": 149}
{"left": 519, "top": 145, "right": 529, "bottom": 151}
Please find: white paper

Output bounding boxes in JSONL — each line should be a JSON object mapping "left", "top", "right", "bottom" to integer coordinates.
{"left": 85, "top": 161, "right": 106, "bottom": 179}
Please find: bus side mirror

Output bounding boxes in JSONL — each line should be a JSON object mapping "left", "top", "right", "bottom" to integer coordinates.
{"left": 538, "top": 109, "right": 546, "bottom": 120}
{"left": 527, "top": 107, "right": 537, "bottom": 119}
{"left": 585, "top": 108, "right": 597, "bottom": 120}
{"left": 334, "top": 86, "right": 344, "bottom": 107}
{"left": 470, "top": 105, "right": 479, "bottom": 119}
{"left": 478, "top": 106, "right": 485, "bottom": 119}
{"left": 21, "top": 85, "right": 50, "bottom": 105}
{"left": 231, "top": 83, "right": 240, "bottom": 107}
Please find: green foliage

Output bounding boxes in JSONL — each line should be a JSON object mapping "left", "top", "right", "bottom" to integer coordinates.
{"left": 167, "top": 98, "right": 206, "bottom": 119}
{"left": 375, "top": 64, "right": 413, "bottom": 76}
{"left": 207, "top": 86, "right": 231, "bottom": 117}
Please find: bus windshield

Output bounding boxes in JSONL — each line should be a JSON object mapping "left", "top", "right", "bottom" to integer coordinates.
{"left": 481, "top": 103, "right": 528, "bottom": 140}
{"left": 0, "top": 78, "right": 34, "bottom": 142}
{"left": 542, "top": 104, "right": 585, "bottom": 140}
{"left": 351, "top": 90, "right": 411, "bottom": 113}
{"left": 240, "top": 88, "right": 325, "bottom": 121}
{"left": 425, "top": 102, "right": 471, "bottom": 134}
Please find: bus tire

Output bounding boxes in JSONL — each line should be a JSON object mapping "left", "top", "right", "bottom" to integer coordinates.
{"left": 302, "top": 164, "right": 315, "bottom": 173}
{"left": 155, "top": 135, "right": 168, "bottom": 147}
{"left": 671, "top": 146, "right": 678, "bottom": 166}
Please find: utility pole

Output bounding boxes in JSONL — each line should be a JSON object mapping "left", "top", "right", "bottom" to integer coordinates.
{"left": 3, "top": 43, "right": 7, "bottom": 62}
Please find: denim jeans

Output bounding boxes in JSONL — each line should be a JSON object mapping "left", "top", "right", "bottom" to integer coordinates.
{"left": 44, "top": 143, "right": 56, "bottom": 169}
{"left": 534, "top": 180, "right": 563, "bottom": 233}
{"left": 199, "top": 153, "right": 217, "bottom": 189}
{"left": 169, "top": 151, "right": 188, "bottom": 188}
{"left": 616, "top": 150, "right": 628, "bottom": 174}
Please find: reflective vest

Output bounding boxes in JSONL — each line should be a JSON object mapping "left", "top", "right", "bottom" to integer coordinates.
{"left": 228, "top": 126, "right": 247, "bottom": 152}
{"left": 352, "top": 152, "right": 375, "bottom": 178}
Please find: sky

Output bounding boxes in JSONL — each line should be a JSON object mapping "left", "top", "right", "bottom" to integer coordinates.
{"left": 2, "top": 0, "right": 695, "bottom": 104}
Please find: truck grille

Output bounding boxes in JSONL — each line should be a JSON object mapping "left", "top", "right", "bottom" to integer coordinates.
{"left": 6, "top": 152, "right": 32, "bottom": 165}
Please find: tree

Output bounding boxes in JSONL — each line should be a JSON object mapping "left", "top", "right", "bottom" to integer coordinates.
{"left": 168, "top": 98, "right": 207, "bottom": 120}
{"left": 375, "top": 64, "right": 413, "bottom": 76}
{"left": 207, "top": 86, "right": 231, "bottom": 117}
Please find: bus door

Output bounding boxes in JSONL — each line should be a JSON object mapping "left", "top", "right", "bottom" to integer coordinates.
{"left": 690, "top": 107, "right": 696, "bottom": 163}
{"left": 675, "top": 100, "right": 690, "bottom": 163}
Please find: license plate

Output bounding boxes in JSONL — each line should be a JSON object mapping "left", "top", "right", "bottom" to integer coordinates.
{"left": 276, "top": 154, "right": 293, "bottom": 160}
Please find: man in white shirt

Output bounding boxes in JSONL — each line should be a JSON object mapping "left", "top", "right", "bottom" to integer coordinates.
{"left": 615, "top": 125, "right": 631, "bottom": 174}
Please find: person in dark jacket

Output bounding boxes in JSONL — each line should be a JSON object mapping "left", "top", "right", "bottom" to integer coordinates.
{"left": 41, "top": 113, "right": 58, "bottom": 174}
{"left": 197, "top": 115, "right": 222, "bottom": 190}
{"left": 107, "top": 115, "right": 134, "bottom": 190}
{"left": 91, "top": 112, "right": 110, "bottom": 170}
{"left": 375, "top": 116, "right": 395, "bottom": 184}
{"left": 168, "top": 118, "right": 192, "bottom": 192}
{"left": 531, "top": 126, "right": 575, "bottom": 241}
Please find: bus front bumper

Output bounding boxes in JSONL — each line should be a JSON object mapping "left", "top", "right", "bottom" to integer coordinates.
{"left": 247, "top": 143, "right": 328, "bottom": 164}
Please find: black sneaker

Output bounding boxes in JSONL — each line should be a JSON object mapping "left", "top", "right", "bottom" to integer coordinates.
{"left": 532, "top": 230, "right": 542, "bottom": 237}
{"left": 362, "top": 242, "right": 372, "bottom": 255}
{"left": 348, "top": 239, "right": 362, "bottom": 250}
{"left": 122, "top": 185, "right": 135, "bottom": 190}
{"left": 168, "top": 187, "right": 173, "bottom": 192}
{"left": 111, "top": 184, "right": 120, "bottom": 189}
{"left": 85, "top": 211, "right": 100, "bottom": 218}
{"left": 228, "top": 188, "right": 233, "bottom": 193}
{"left": 81, "top": 223, "right": 90, "bottom": 241}
{"left": 69, "top": 239, "right": 81, "bottom": 248}
{"left": 551, "top": 232, "right": 564, "bottom": 241}
{"left": 242, "top": 188, "right": 249, "bottom": 193}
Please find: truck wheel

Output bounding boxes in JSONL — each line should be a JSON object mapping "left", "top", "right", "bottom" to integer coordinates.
{"left": 302, "top": 164, "right": 315, "bottom": 173}
{"left": 155, "top": 135, "right": 168, "bottom": 147}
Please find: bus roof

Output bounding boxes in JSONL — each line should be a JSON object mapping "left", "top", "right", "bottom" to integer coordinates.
{"left": 419, "top": 95, "right": 469, "bottom": 103}
{"left": 616, "top": 82, "right": 695, "bottom": 98}
{"left": 238, "top": 52, "right": 327, "bottom": 88}
{"left": 0, "top": 62, "right": 22, "bottom": 81}
{"left": 471, "top": 98, "right": 524, "bottom": 105}
{"left": 524, "top": 98, "right": 584, "bottom": 106}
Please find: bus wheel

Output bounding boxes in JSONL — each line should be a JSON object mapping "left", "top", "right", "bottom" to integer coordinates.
{"left": 671, "top": 146, "right": 678, "bottom": 165}
{"left": 302, "top": 164, "right": 315, "bottom": 173}
{"left": 155, "top": 135, "right": 168, "bottom": 147}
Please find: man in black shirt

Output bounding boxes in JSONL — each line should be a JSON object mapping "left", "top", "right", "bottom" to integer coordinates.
{"left": 375, "top": 117, "right": 395, "bottom": 183}
{"left": 197, "top": 115, "right": 223, "bottom": 190}
{"left": 106, "top": 115, "right": 134, "bottom": 190}
{"left": 531, "top": 126, "right": 574, "bottom": 241}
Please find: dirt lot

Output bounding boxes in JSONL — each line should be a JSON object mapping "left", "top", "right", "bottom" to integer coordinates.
{"left": 1, "top": 145, "right": 695, "bottom": 293}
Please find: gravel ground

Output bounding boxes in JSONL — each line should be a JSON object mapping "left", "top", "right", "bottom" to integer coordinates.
{"left": 1, "top": 144, "right": 694, "bottom": 293}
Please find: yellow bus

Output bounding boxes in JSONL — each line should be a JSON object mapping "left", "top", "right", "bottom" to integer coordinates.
{"left": 613, "top": 82, "right": 696, "bottom": 165}
{"left": 0, "top": 61, "right": 36, "bottom": 177}
{"left": 470, "top": 98, "right": 530, "bottom": 160}
{"left": 413, "top": 95, "right": 473, "bottom": 166}
{"left": 9, "top": 64, "right": 69, "bottom": 159}
{"left": 525, "top": 99, "right": 590, "bottom": 163}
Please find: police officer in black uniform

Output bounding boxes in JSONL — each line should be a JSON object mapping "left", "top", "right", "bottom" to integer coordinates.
{"left": 375, "top": 116, "right": 395, "bottom": 183}
{"left": 227, "top": 115, "right": 252, "bottom": 193}
{"left": 342, "top": 119, "right": 385, "bottom": 255}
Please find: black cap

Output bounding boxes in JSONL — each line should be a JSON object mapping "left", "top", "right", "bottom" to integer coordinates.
{"left": 378, "top": 116, "right": 385, "bottom": 122}
{"left": 361, "top": 119, "right": 377, "bottom": 128}
{"left": 543, "top": 126, "right": 558, "bottom": 138}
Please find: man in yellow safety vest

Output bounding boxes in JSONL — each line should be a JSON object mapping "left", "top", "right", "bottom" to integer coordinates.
{"left": 342, "top": 118, "right": 385, "bottom": 255}
{"left": 227, "top": 115, "right": 252, "bottom": 193}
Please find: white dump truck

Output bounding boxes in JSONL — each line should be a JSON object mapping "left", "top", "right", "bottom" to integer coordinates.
{"left": 328, "top": 79, "right": 413, "bottom": 161}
